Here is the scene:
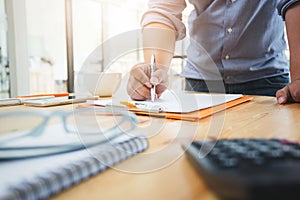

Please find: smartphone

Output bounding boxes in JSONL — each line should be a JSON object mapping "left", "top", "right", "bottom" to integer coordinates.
{"left": 23, "top": 95, "right": 98, "bottom": 107}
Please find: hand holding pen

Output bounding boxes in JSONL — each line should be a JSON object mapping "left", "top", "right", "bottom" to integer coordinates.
{"left": 127, "top": 56, "right": 169, "bottom": 101}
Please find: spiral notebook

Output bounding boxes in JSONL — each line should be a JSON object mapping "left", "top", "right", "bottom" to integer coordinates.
{"left": 0, "top": 125, "right": 148, "bottom": 200}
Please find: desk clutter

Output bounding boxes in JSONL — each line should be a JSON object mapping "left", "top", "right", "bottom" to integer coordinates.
{"left": 0, "top": 93, "right": 97, "bottom": 107}
{"left": 0, "top": 90, "right": 253, "bottom": 122}
{"left": 0, "top": 109, "right": 148, "bottom": 200}
{"left": 183, "top": 138, "right": 300, "bottom": 200}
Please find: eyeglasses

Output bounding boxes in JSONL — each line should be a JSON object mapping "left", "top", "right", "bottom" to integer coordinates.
{"left": 0, "top": 108, "right": 138, "bottom": 158}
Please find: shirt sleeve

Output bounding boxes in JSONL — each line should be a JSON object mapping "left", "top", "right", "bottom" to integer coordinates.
{"left": 141, "top": 0, "right": 187, "bottom": 40}
{"left": 278, "top": 0, "right": 300, "bottom": 20}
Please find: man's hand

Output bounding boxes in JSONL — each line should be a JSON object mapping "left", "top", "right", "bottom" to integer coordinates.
{"left": 127, "top": 63, "right": 168, "bottom": 100}
{"left": 276, "top": 80, "right": 300, "bottom": 103}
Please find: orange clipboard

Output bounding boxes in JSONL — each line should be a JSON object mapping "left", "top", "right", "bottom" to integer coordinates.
{"left": 132, "top": 95, "right": 253, "bottom": 121}
{"left": 77, "top": 96, "right": 253, "bottom": 122}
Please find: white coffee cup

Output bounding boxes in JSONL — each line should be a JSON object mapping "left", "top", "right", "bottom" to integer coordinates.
{"left": 78, "top": 72, "right": 122, "bottom": 97}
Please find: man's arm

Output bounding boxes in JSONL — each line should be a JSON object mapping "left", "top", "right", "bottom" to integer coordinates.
{"left": 142, "top": 23, "right": 176, "bottom": 70}
{"left": 127, "top": 0, "right": 186, "bottom": 100}
{"left": 127, "top": 23, "right": 176, "bottom": 100}
{"left": 276, "top": 1, "right": 300, "bottom": 103}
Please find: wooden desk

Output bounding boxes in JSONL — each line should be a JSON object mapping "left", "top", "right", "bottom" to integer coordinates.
{"left": 1, "top": 96, "right": 300, "bottom": 200}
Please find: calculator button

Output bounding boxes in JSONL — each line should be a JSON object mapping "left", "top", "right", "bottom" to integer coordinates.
{"left": 289, "top": 149, "right": 300, "bottom": 158}
{"left": 266, "top": 150, "right": 285, "bottom": 159}
{"left": 220, "top": 158, "right": 239, "bottom": 168}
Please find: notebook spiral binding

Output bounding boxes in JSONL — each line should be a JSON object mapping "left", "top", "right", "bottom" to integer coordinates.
{"left": 1, "top": 136, "right": 148, "bottom": 200}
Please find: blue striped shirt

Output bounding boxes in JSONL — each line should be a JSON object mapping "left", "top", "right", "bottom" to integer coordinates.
{"left": 142, "top": 0, "right": 291, "bottom": 83}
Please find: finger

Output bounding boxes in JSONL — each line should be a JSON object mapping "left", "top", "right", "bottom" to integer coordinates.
{"left": 156, "top": 84, "right": 168, "bottom": 98}
{"left": 127, "top": 78, "right": 150, "bottom": 100}
{"left": 131, "top": 64, "right": 152, "bottom": 88}
{"left": 127, "top": 85, "right": 149, "bottom": 100}
{"left": 150, "top": 68, "right": 168, "bottom": 86}
{"left": 276, "top": 86, "right": 290, "bottom": 104}
{"left": 289, "top": 83, "right": 300, "bottom": 102}
{"left": 149, "top": 68, "right": 168, "bottom": 99}
{"left": 130, "top": 90, "right": 148, "bottom": 100}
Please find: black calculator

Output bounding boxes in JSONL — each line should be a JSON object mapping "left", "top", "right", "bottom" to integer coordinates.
{"left": 182, "top": 138, "right": 300, "bottom": 200}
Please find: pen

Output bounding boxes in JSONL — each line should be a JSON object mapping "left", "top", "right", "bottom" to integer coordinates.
{"left": 119, "top": 101, "right": 162, "bottom": 113}
{"left": 150, "top": 54, "right": 156, "bottom": 102}
{"left": 120, "top": 101, "right": 150, "bottom": 109}
{"left": 17, "top": 92, "right": 69, "bottom": 98}
{"left": 120, "top": 101, "right": 138, "bottom": 109}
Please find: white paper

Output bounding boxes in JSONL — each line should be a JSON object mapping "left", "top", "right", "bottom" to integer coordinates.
{"left": 87, "top": 90, "right": 243, "bottom": 113}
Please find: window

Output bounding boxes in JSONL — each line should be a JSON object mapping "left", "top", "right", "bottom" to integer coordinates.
{"left": 0, "top": 0, "right": 9, "bottom": 98}
{"left": 5, "top": 0, "right": 190, "bottom": 96}
{"left": 26, "top": 0, "right": 67, "bottom": 94}
{"left": 25, "top": 0, "right": 148, "bottom": 94}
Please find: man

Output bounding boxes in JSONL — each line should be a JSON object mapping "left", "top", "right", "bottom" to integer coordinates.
{"left": 127, "top": 0, "right": 300, "bottom": 104}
